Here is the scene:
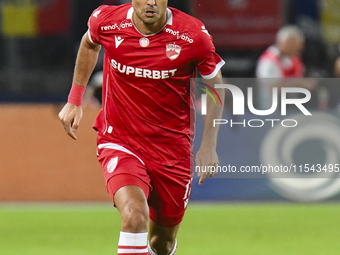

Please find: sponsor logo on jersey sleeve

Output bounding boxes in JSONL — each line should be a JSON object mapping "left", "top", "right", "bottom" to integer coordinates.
{"left": 93, "top": 10, "right": 101, "bottom": 18}
{"left": 115, "top": 36, "right": 124, "bottom": 48}
{"left": 107, "top": 156, "right": 118, "bottom": 173}
{"left": 166, "top": 43, "right": 181, "bottom": 60}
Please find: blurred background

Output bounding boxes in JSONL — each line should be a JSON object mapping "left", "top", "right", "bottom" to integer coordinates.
{"left": 2, "top": 0, "right": 340, "bottom": 203}
{"left": 3, "top": 1, "right": 340, "bottom": 255}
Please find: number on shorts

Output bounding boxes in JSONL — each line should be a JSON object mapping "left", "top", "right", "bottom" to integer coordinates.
{"left": 183, "top": 178, "right": 192, "bottom": 209}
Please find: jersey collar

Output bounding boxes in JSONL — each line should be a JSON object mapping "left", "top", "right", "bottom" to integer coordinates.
{"left": 126, "top": 7, "right": 173, "bottom": 26}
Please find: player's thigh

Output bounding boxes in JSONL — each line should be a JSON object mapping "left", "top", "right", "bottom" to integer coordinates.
{"left": 114, "top": 185, "right": 149, "bottom": 232}
{"left": 97, "top": 147, "right": 152, "bottom": 203}
{"left": 114, "top": 185, "right": 148, "bottom": 213}
{"left": 148, "top": 157, "right": 193, "bottom": 228}
{"left": 98, "top": 148, "right": 151, "bottom": 232}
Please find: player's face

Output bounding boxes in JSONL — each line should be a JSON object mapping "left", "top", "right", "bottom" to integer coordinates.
{"left": 132, "top": 0, "right": 168, "bottom": 30}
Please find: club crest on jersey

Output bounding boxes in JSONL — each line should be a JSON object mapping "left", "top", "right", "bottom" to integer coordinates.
{"left": 139, "top": 38, "right": 150, "bottom": 47}
{"left": 166, "top": 43, "right": 181, "bottom": 60}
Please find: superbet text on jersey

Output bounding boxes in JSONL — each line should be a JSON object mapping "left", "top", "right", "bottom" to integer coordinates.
{"left": 88, "top": 4, "right": 225, "bottom": 166}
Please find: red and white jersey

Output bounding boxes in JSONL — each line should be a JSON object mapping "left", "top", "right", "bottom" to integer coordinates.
{"left": 256, "top": 46, "right": 304, "bottom": 78}
{"left": 88, "top": 4, "right": 224, "bottom": 166}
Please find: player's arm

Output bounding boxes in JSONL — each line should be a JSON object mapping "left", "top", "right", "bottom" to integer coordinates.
{"left": 59, "top": 32, "right": 101, "bottom": 140}
{"left": 196, "top": 70, "right": 225, "bottom": 185}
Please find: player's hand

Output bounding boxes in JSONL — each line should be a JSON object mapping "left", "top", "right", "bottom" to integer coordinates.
{"left": 58, "top": 102, "right": 83, "bottom": 140}
{"left": 195, "top": 145, "right": 219, "bottom": 185}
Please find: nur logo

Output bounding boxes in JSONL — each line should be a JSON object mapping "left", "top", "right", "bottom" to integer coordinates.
{"left": 198, "top": 82, "right": 223, "bottom": 115}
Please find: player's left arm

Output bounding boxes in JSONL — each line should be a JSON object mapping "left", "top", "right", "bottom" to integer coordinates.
{"left": 196, "top": 70, "right": 225, "bottom": 185}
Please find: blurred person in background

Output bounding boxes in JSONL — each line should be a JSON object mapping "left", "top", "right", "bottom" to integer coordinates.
{"left": 256, "top": 25, "right": 316, "bottom": 109}
{"left": 256, "top": 25, "right": 305, "bottom": 79}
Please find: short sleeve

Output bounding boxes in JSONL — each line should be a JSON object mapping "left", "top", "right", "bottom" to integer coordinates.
{"left": 195, "top": 24, "right": 225, "bottom": 79}
{"left": 87, "top": 5, "right": 108, "bottom": 45}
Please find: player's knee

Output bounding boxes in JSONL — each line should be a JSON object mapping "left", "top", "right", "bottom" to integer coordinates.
{"left": 120, "top": 202, "right": 149, "bottom": 232}
{"left": 149, "top": 235, "right": 175, "bottom": 255}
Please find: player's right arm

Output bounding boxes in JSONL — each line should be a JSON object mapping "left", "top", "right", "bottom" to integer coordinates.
{"left": 58, "top": 32, "right": 101, "bottom": 140}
